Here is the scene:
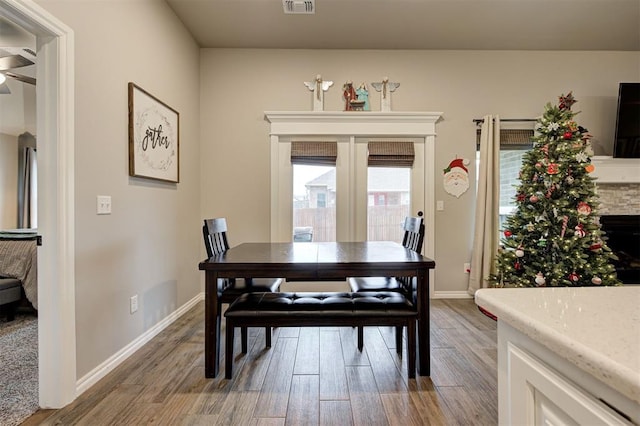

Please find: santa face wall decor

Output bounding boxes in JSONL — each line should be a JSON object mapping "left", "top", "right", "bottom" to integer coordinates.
{"left": 443, "top": 158, "right": 470, "bottom": 198}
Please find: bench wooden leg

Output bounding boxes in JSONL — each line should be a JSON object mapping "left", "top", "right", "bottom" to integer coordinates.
{"left": 395, "top": 326, "right": 403, "bottom": 354}
{"left": 241, "top": 327, "right": 248, "bottom": 353}
{"left": 265, "top": 326, "right": 272, "bottom": 347}
{"left": 357, "top": 326, "right": 364, "bottom": 351}
{"left": 225, "top": 321, "right": 235, "bottom": 379}
{"left": 407, "top": 319, "right": 416, "bottom": 379}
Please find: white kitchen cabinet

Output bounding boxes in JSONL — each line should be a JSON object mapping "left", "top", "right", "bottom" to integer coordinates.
{"left": 500, "top": 322, "right": 633, "bottom": 425}
{"left": 476, "top": 287, "right": 640, "bottom": 426}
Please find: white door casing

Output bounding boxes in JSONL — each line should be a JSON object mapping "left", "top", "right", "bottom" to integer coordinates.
{"left": 1, "top": 0, "right": 76, "bottom": 408}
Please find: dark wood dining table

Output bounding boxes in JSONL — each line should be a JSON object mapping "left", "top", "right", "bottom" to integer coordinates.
{"left": 198, "top": 241, "right": 436, "bottom": 378}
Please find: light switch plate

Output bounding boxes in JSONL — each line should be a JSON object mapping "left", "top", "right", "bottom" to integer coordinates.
{"left": 97, "top": 195, "right": 111, "bottom": 215}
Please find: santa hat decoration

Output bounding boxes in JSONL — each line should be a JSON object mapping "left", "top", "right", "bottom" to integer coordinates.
{"left": 444, "top": 158, "right": 469, "bottom": 174}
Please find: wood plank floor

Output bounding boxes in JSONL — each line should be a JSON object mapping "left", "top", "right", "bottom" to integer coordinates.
{"left": 24, "top": 299, "right": 498, "bottom": 425}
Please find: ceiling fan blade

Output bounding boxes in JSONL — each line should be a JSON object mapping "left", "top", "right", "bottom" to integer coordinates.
{"left": 5, "top": 71, "right": 36, "bottom": 85}
{"left": 0, "top": 54, "right": 34, "bottom": 71}
{"left": 0, "top": 82, "right": 11, "bottom": 94}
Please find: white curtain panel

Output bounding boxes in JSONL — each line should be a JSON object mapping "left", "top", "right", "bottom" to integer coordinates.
{"left": 468, "top": 115, "right": 500, "bottom": 295}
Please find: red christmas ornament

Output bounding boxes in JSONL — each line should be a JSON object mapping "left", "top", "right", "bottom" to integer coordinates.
{"left": 577, "top": 202, "right": 592, "bottom": 215}
{"left": 547, "top": 163, "right": 559, "bottom": 174}
{"left": 504, "top": 230, "right": 512, "bottom": 237}
{"left": 568, "top": 272, "right": 580, "bottom": 282}
{"left": 589, "top": 243, "right": 602, "bottom": 252}
{"left": 574, "top": 224, "right": 587, "bottom": 238}
{"left": 517, "top": 193, "right": 526, "bottom": 202}
{"left": 563, "top": 131, "right": 573, "bottom": 140}
{"left": 514, "top": 261, "right": 522, "bottom": 270}
{"left": 529, "top": 195, "right": 539, "bottom": 203}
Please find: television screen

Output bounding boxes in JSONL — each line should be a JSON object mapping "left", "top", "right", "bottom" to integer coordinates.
{"left": 613, "top": 82, "right": 640, "bottom": 158}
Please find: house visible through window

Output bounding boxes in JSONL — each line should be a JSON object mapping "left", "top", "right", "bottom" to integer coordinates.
{"left": 367, "top": 142, "right": 414, "bottom": 243}
{"left": 291, "top": 141, "right": 337, "bottom": 242}
{"left": 278, "top": 137, "right": 426, "bottom": 244}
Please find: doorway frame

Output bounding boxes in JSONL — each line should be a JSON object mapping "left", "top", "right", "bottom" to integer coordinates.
{"left": 2, "top": 0, "right": 76, "bottom": 407}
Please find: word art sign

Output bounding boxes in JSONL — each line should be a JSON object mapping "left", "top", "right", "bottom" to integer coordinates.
{"left": 128, "top": 83, "right": 179, "bottom": 182}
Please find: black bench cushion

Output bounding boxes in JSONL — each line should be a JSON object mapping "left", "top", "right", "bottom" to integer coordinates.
{"left": 225, "top": 291, "right": 416, "bottom": 318}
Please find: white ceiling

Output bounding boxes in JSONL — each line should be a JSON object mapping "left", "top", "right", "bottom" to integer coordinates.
{"left": 165, "top": 0, "right": 640, "bottom": 51}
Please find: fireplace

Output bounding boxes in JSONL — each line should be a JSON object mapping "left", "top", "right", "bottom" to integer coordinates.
{"left": 599, "top": 215, "right": 640, "bottom": 284}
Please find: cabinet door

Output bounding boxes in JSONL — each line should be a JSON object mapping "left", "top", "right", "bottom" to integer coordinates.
{"left": 506, "top": 343, "right": 632, "bottom": 425}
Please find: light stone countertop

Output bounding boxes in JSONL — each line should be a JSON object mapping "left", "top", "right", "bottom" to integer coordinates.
{"left": 475, "top": 286, "right": 640, "bottom": 405}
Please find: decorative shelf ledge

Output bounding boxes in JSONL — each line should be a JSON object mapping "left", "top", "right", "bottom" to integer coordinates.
{"left": 264, "top": 111, "right": 443, "bottom": 136}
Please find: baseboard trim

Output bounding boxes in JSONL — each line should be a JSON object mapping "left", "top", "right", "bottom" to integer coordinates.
{"left": 75, "top": 292, "right": 205, "bottom": 396}
{"left": 433, "top": 290, "right": 473, "bottom": 299}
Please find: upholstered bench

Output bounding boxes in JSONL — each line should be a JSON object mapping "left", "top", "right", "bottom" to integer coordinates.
{"left": 224, "top": 291, "right": 418, "bottom": 379}
{"left": 0, "top": 277, "right": 22, "bottom": 321}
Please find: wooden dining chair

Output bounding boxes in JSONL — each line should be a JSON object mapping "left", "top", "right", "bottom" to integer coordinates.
{"left": 347, "top": 211, "right": 425, "bottom": 352}
{"left": 203, "top": 218, "right": 283, "bottom": 352}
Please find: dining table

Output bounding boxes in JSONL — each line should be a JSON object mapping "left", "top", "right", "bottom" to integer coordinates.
{"left": 198, "top": 241, "right": 436, "bottom": 378}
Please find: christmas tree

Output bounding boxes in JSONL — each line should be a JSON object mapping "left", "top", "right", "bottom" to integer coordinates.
{"left": 490, "top": 92, "right": 621, "bottom": 287}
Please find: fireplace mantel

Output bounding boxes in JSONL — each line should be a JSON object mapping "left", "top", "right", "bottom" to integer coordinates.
{"left": 591, "top": 156, "right": 640, "bottom": 184}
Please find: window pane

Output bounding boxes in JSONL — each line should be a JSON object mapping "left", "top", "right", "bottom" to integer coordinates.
{"left": 367, "top": 167, "right": 410, "bottom": 243}
{"left": 293, "top": 164, "right": 336, "bottom": 242}
{"left": 499, "top": 150, "right": 527, "bottom": 229}
{"left": 476, "top": 148, "right": 530, "bottom": 233}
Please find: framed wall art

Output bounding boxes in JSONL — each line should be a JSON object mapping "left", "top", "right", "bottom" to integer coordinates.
{"left": 128, "top": 82, "right": 179, "bottom": 183}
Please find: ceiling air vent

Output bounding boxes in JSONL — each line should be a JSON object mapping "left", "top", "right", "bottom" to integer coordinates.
{"left": 283, "top": 0, "right": 315, "bottom": 14}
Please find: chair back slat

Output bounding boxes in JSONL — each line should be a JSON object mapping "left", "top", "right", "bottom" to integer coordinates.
{"left": 203, "top": 218, "right": 231, "bottom": 258}
{"left": 397, "top": 211, "right": 425, "bottom": 302}
{"left": 401, "top": 212, "right": 425, "bottom": 253}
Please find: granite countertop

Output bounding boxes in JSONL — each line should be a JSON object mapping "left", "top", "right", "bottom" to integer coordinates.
{"left": 475, "top": 286, "right": 640, "bottom": 405}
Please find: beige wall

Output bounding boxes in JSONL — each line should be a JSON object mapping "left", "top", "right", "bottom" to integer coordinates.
{"left": 200, "top": 49, "right": 640, "bottom": 295}
{"left": 36, "top": 0, "right": 201, "bottom": 378}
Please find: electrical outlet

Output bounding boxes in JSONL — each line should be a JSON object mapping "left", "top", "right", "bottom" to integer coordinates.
{"left": 436, "top": 200, "right": 444, "bottom": 211}
{"left": 97, "top": 195, "right": 112, "bottom": 215}
{"left": 464, "top": 263, "right": 471, "bottom": 274}
{"left": 130, "top": 294, "right": 138, "bottom": 314}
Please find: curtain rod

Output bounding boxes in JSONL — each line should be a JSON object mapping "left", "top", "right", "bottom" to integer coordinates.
{"left": 473, "top": 118, "right": 537, "bottom": 126}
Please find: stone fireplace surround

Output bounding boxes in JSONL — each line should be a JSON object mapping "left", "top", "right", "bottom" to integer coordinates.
{"left": 591, "top": 157, "right": 640, "bottom": 284}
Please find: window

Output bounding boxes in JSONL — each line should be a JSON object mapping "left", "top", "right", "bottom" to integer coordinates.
{"left": 476, "top": 128, "right": 534, "bottom": 230}
{"left": 266, "top": 111, "right": 439, "bottom": 295}
{"left": 281, "top": 138, "right": 424, "bottom": 243}
{"left": 291, "top": 142, "right": 337, "bottom": 242}
{"left": 366, "top": 142, "right": 414, "bottom": 243}
{"left": 293, "top": 164, "right": 335, "bottom": 242}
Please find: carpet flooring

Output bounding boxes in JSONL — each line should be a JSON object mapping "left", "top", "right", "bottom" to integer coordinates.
{"left": 0, "top": 313, "right": 38, "bottom": 426}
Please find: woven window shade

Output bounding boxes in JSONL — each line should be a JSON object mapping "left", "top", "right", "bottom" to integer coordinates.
{"left": 476, "top": 129, "right": 534, "bottom": 150}
{"left": 368, "top": 141, "right": 415, "bottom": 167}
{"left": 290, "top": 141, "right": 337, "bottom": 165}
